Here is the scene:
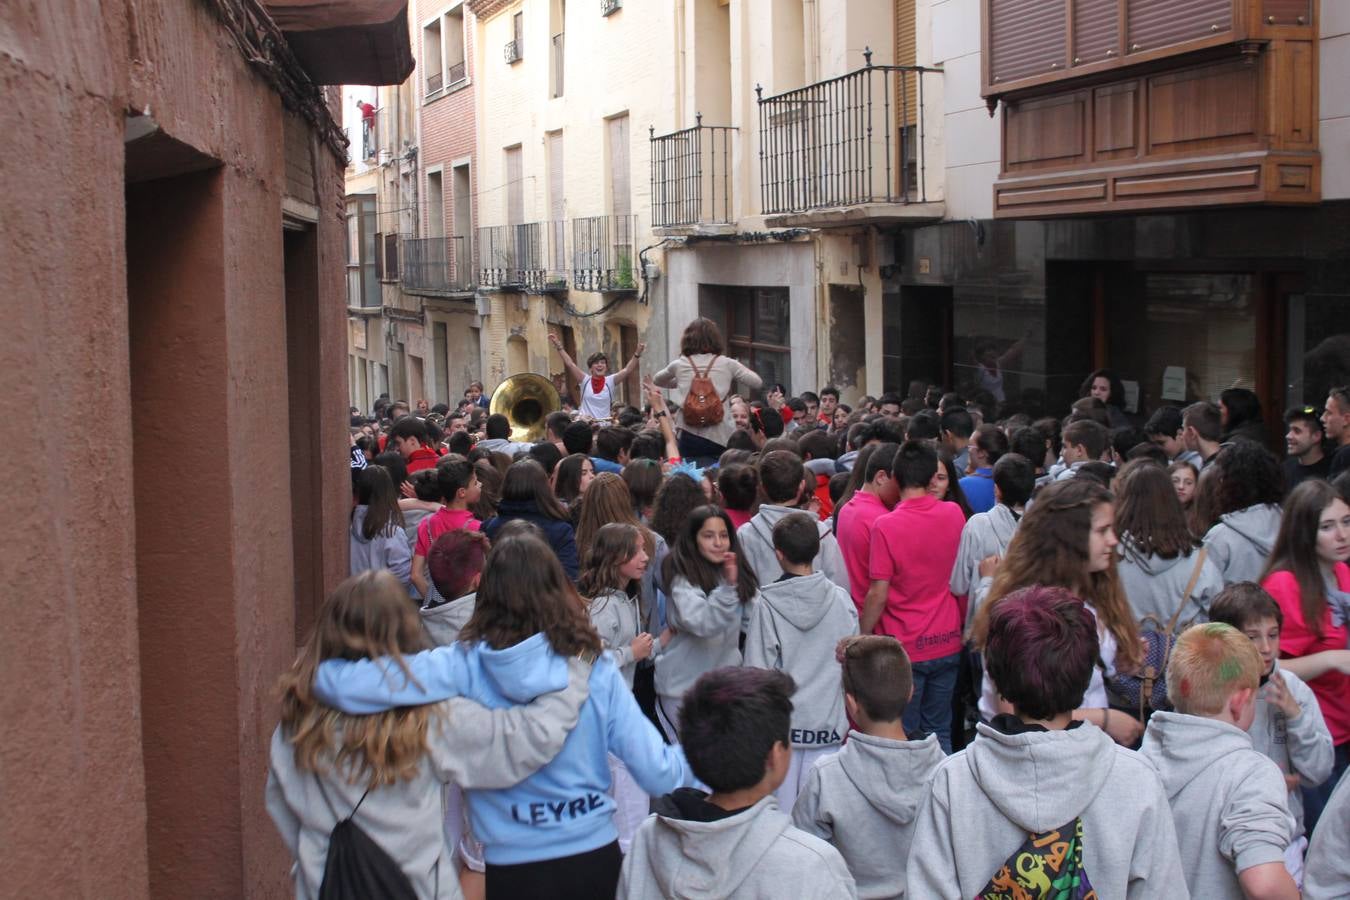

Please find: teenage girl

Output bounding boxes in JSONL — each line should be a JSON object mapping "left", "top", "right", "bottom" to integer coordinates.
{"left": 654, "top": 505, "right": 760, "bottom": 742}
{"left": 577, "top": 523, "right": 668, "bottom": 854}
{"left": 308, "top": 536, "right": 689, "bottom": 900}
{"left": 970, "top": 478, "right": 1145, "bottom": 746}
{"left": 349, "top": 465, "right": 411, "bottom": 590}
{"left": 1261, "top": 479, "right": 1350, "bottom": 831}
{"left": 265, "top": 570, "right": 591, "bottom": 899}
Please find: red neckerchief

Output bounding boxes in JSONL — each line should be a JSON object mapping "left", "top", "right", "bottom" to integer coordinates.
{"left": 590, "top": 375, "right": 607, "bottom": 395}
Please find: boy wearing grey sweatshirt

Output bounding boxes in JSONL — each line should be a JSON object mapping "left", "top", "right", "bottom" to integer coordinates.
{"left": 618, "top": 667, "right": 856, "bottom": 900}
{"left": 1139, "top": 622, "right": 1298, "bottom": 900}
{"left": 907, "top": 585, "right": 1186, "bottom": 899}
{"left": 949, "top": 454, "right": 1034, "bottom": 622}
{"left": 793, "top": 636, "right": 945, "bottom": 899}
{"left": 744, "top": 513, "right": 859, "bottom": 812}
{"left": 1201, "top": 442, "right": 1285, "bottom": 585}
{"left": 1304, "top": 771, "right": 1350, "bottom": 898}
{"left": 738, "top": 451, "right": 849, "bottom": 594}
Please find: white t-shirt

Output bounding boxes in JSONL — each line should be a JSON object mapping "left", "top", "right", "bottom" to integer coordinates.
{"left": 579, "top": 374, "right": 617, "bottom": 421}
{"left": 979, "top": 603, "right": 1118, "bottom": 719}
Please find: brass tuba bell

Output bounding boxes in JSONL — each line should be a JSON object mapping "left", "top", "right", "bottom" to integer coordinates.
{"left": 489, "top": 373, "right": 562, "bottom": 443}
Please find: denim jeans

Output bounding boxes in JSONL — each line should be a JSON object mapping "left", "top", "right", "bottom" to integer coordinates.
{"left": 1301, "top": 741, "right": 1349, "bottom": 835}
{"left": 902, "top": 651, "right": 961, "bottom": 754}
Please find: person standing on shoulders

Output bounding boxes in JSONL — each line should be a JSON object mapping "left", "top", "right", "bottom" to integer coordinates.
{"left": 651, "top": 318, "right": 762, "bottom": 466}
{"left": 549, "top": 332, "right": 645, "bottom": 424}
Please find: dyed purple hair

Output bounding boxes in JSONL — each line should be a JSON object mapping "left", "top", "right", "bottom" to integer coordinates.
{"left": 984, "top": 585, "right": 1100, "bottom": 721}
{"left": 678, "top": 667, "right": 794, "bottom": 792}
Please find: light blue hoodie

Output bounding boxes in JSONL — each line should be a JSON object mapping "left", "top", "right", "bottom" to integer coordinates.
{"left": 313, "top": 634, "right": 692, "bottom": 865}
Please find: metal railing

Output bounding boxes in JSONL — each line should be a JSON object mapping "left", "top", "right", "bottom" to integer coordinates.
{"left": 756, "top": 50, "right": 940, "bottom": 214}
{"left": 360, "top": 112, "right": 378, "bottom": 160}
{"left": 571, "top": 214, "right": 638, "bottom": 291}
{"left": 650, "top": 115, "right": 735, "bottom": 227}
{"left": 504, "top": 39, "right": 522, "bottom": 63}
{"left": 427, "top": 71, "right": 443, "bottom": 95}
{"left": 478, "top": 223, "right": 567, "bottom": 290}
{"left": 447, "top": 60, "right": 466, "bottom": 84}
{"left": 402, "top": 236, "right": 473, "bottom": 294}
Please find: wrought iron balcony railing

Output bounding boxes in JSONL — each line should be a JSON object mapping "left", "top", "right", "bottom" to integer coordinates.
{"left": 402, "top": 236, "right": 473, "bottom": 294}
{"left": 478, "top": 223, "right": 567, "bottom": 291}
{"left": 756, "top": 50, "right": 940, "bottom": 214}
{"left": 571, "top": 214, "right": 638, "bottom": 291}
{"left": 650, "top": 116, "right": 735, "bottom": 228}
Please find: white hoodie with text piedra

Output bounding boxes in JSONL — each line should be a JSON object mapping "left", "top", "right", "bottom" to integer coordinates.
{"left": 742, "top": 572, "right": 858, "bottom": 749}
{"left": 906, "top": 721, "right": 1187, "bottom": 900}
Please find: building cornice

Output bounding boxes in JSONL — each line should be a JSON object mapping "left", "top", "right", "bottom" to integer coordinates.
{"left": 466, "top": 0, "right": 515, "bottom": 21}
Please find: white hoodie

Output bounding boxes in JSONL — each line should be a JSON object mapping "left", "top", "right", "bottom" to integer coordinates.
{"left": 792, "top": 731, "right": 945, "bottom": 899}
{"left": 907, "top": 721, "right": 1186, "bottom": 899}
{"left": 588, "top": 588, "right": 643, "bottom": 688}
{"left": 1304, "top": 769, "right": 1350, "bottom": 899}
{"left": 743, "top": 573, "right": 858, "bottom": 749}
{"left": 949, "top": 504, "right": 1020, "bottom": 607}
{"left": 1116, "top": 539, "right": 1224, "bottom": 624}
{"left": 738, "top": 504, "right": 850, "bottom": 595}
{"left": 1203, "top": 503, "right": 1282, "bottom": 585}
{"left": 618, "top": 792, "right": 856, "bottom": 899}
{"left": 1138, "top": 711, "right": 1293, "bottom": 900}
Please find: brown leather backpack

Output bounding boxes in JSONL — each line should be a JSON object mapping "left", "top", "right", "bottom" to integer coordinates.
{"left": 681, "top": 355, "right": 724, "bottom": 428}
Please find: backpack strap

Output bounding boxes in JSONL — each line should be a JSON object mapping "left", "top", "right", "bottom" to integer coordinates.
{"left": 1166, "top": 547, "right": 1209, "bottom": 637}
{"left": 685, "top": 354, "right": 718, "bottom": 379}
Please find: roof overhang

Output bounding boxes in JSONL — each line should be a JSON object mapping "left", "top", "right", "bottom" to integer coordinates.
{"left": 265, "top": 1, "right": 414, "bottom": 85}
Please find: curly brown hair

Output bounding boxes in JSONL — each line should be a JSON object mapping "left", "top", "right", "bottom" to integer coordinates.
{"left": 277, "top": 570, "right": 434, "bottom": 787}
{"left": 970, "top": 478, "right": 1141, "bottom": 673}
{"left": 461, "top": 532, "right": 602, "bottom": 656}
{"left": 577, "top": 522, "right": 643, "bottom": 599}
{"left": 680, "top": 317, "right": 725, "bottom": 356}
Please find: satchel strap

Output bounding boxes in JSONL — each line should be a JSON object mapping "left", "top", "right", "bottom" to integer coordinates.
{"left": 685, "top": 354, "right": 718, "bottom": 379}
{"left": 1165, "top": 547, "right": 1208, "bottom": 637}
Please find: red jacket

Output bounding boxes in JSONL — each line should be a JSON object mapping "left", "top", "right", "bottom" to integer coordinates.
{"left": 405, "top": 446, "right": 440, "bottom": 474}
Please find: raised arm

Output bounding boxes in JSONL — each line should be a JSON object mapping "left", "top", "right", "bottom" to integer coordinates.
{"left": 614, "top": 341, "right": 647, "bottom": 382}
{"left": 548, "top": 332, "right": 588, "bottom": 385}
{"left": 644, "top": 374, "right": 680, "bottom": 460}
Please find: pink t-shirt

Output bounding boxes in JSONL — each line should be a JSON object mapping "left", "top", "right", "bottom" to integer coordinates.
{"left": 867, "top": 495, "right": 966, "bottom": 662}
{"left": 1263, "top": 564, "right": 1350, "bottom": 746}
{"left": 414, "top": 507, "right": 482, "bottom": 558}
{"left": 836, "top": 491, "right": 891, "bottom": 614}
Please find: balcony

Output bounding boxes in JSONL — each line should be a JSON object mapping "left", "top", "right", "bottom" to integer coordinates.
{"left": 402, "top": 237, "right": 474, "bottom": 295}
{"left": 650, "top": 116, "right": 735, "bottom": 231}
{"left": 359, "top": 109, "right": 380, "bottom": 161}
{"left": 756, "top": 51, "right": 943, "bottom": 227}
{"left": 571, "top": 215, "right": 638, "bottom": 292}
{"left": 478, "top": 223, "right": 567, "bottom": 291}
{"left": 983, "top": 0, "right": 1320, "bottom": 217}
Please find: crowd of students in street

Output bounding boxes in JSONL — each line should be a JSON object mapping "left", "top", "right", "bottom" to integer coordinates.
{"left": 267, "top": 318, "right": 1350, "bottom": 899}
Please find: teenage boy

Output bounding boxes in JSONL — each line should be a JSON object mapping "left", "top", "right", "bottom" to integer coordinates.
{"left": 1145, "top": 405, "right": 1203, "bottom": 468}
{"left": 1283, "top": 405, "right": 1330, "bottom": 493}
{"left": 410, "top": 456, "right": 481, "bottom": 598}
{"left": 958, "top": 423, "right": 1008, "bottom": 514}
{"left": 862, "top": 441, "right": 966, "bottom": 752}
{"left": 1183, "top": 401, "right": 1225, "bottom": 468}
{"left": 1208, "top": 583, "right": 1334, "bottom": 880}
{"left": 1322, "top": 386, "right": 1350, "bottom": 478}
{"left": 739, "top": 450, "right": 849, "bottom": 594}
{"left": 818, "top": 386, "right": 840, "bottom": 425}
{"left": 744, "top": 514, "right": 859, "bottom": 812}
{"left": 389, "top": 415, "right": 441, "bottom": 474}
{"left": 617, "top": 668, "right": 856, "bottom": 900}
{"left": 421, "top": 529, "right": 489, "bottom": 645}
{"left": 950, "top": 453, "right": 1034, "bottom": 623}
{"left": 939, "top": 407, "right": 974, "bottom": 475}
{"left": 1053, "top": 419, "right": 1109, "bottom": 481}
{"left": 1139, "top": 622, "right": 1298, "bottom": 900}
{"left": 798, "top": 430, "right": 839, "bottom": 519}
{"left": 476, "top": 413, "right": 533, "bottom": 456}
{"left": 792, "top": 636, "right": 945, "bottom": 900}
{"left": 548, "top": 332, "right": 645, "bottom": 423}
{"left": 836, "top": 443, "right": 901, "bottom": 616}
{"left": 907, "top": 586, "right": 1185, "bottom": 899}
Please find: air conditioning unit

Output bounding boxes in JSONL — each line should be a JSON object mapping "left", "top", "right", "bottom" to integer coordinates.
{"left": 503, "top": 40, "right": 522, "bottom": 63}
{"left": 601, "top": 0, "right": 622, "bottom": 15}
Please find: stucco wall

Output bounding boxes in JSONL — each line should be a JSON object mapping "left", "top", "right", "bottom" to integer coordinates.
{"left": 1, "top": 1, "right": 352, "bottom": 896}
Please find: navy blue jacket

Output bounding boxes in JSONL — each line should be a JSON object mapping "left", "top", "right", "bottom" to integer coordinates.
{"left": 484, "top": 499, "right": 580, "bottom": 580}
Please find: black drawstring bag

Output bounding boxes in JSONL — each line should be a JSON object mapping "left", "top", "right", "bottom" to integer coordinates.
{"left": 316, "top": 780, "right": 417, "bottom": 900}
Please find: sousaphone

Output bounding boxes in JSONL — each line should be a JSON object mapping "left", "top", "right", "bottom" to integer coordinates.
{"left": 490, "top": 373, "right": 561, "bottom": 442}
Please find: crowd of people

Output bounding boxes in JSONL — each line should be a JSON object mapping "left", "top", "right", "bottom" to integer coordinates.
{"left": 267, "top": 317, "right": 1350, "bottom": 899}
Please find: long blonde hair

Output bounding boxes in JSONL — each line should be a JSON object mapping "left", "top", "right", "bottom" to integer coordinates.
{"left": 970, "top": 479, "right": 1141, "bottom": 672}
{"left": 277, "top": 570, "right": 433, "bottom": 787}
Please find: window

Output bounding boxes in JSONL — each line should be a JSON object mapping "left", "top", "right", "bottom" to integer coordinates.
{"left": 426, "top": 170, "right": 444, "bottom": 238}
{"left": 550, "top": 0, "right": 565, "bottom": 98}
{"left": 345, "top": 196, "right": 378, "bottom": 307}
{"left": 423, "top": 18, "right": 444, "bottom": 94}
{"left": 445, "top": 7, "right": 467, "bottom": 84}
{"left": 699, "top": 285, "right": 792, "bottom": 393}
{"left": 423, "top": 6, "right": 467, "bottom": 98}
{"left": 606, "top": 114, "right": 630, "bottom": 218}
{"left": 505, "top": 147, "right": 524, "bottom": 226}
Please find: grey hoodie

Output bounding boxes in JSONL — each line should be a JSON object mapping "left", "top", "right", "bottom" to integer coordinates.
{"left": 419, "top": 587, "right": 475, "bottom": 648}
{"left": 1203, "top": 503, "right": 1281, "bottom": 585}
{"left": 265, "top": 658, "right": 591, "bottom": 900}
{"left": 949, "top": 504, "right": 1020, "bottom": 602}
{"left": 738, "top": 505, "right": 850, "bottom": 595}
{"left": 743, "top": 573, "right": 858, "bottom": 748}
{"left": 792, "top": 731, "right": 946, "bottom": 899}
{"left": 476, "top": 437, "right": 534, "bottom": 456}
{"left": 350, "top": 505, "right": 413, "bottom": 588}
{"left": 589, "top": 588, "right": 643, "bottom": 688}
{"left": 655, "top": 576, "right": 744, "bottom": 701}
{"left": 1116, "top": 540, "right": 1223, "bottom": 625}
{"left": 617, "top": 793, "right": 857, "bottom": 899}
{"left": 1303, "top": 768, "right": 1350, "bottom": 899}
{"left": 1138, "top": 712, "right": 1293, "bottom": 900}
{"left": 907, "top": 722, "right": 1186, "bottom": 899}
{"left": 1248, "top": 664, "right": 1334, "bottom": 837}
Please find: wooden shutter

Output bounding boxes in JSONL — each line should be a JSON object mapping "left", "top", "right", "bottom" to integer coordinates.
{"left": 988, "top": 0, "right": 1067, "bottom": 84}
{"left": 1073, "top": 0, "right": 1119, "bottom": 65}
{"left": 1263, "top": 0, "right": 1310, "bottom": 24}
{"left": 547, "top": 131, "right": 565, "bottom": 221}
{"left": 505, "top": 147, "right": 524, "bottom": 226}
{"left": 374, "top": 231, "right": 384, "bottom": 278}
{"left": 1127, "top": 0, "right": 1231, "bottom": 53}
{"left": 607, "top": 115, "right": 631, "bottom": 218}
{"left": 895, "top": 0, "right": 917, "bottom": 126}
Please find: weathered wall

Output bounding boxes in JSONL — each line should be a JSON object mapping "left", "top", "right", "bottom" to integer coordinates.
{"left": 1, "top": 1, "right": 352, "bottom": 896}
